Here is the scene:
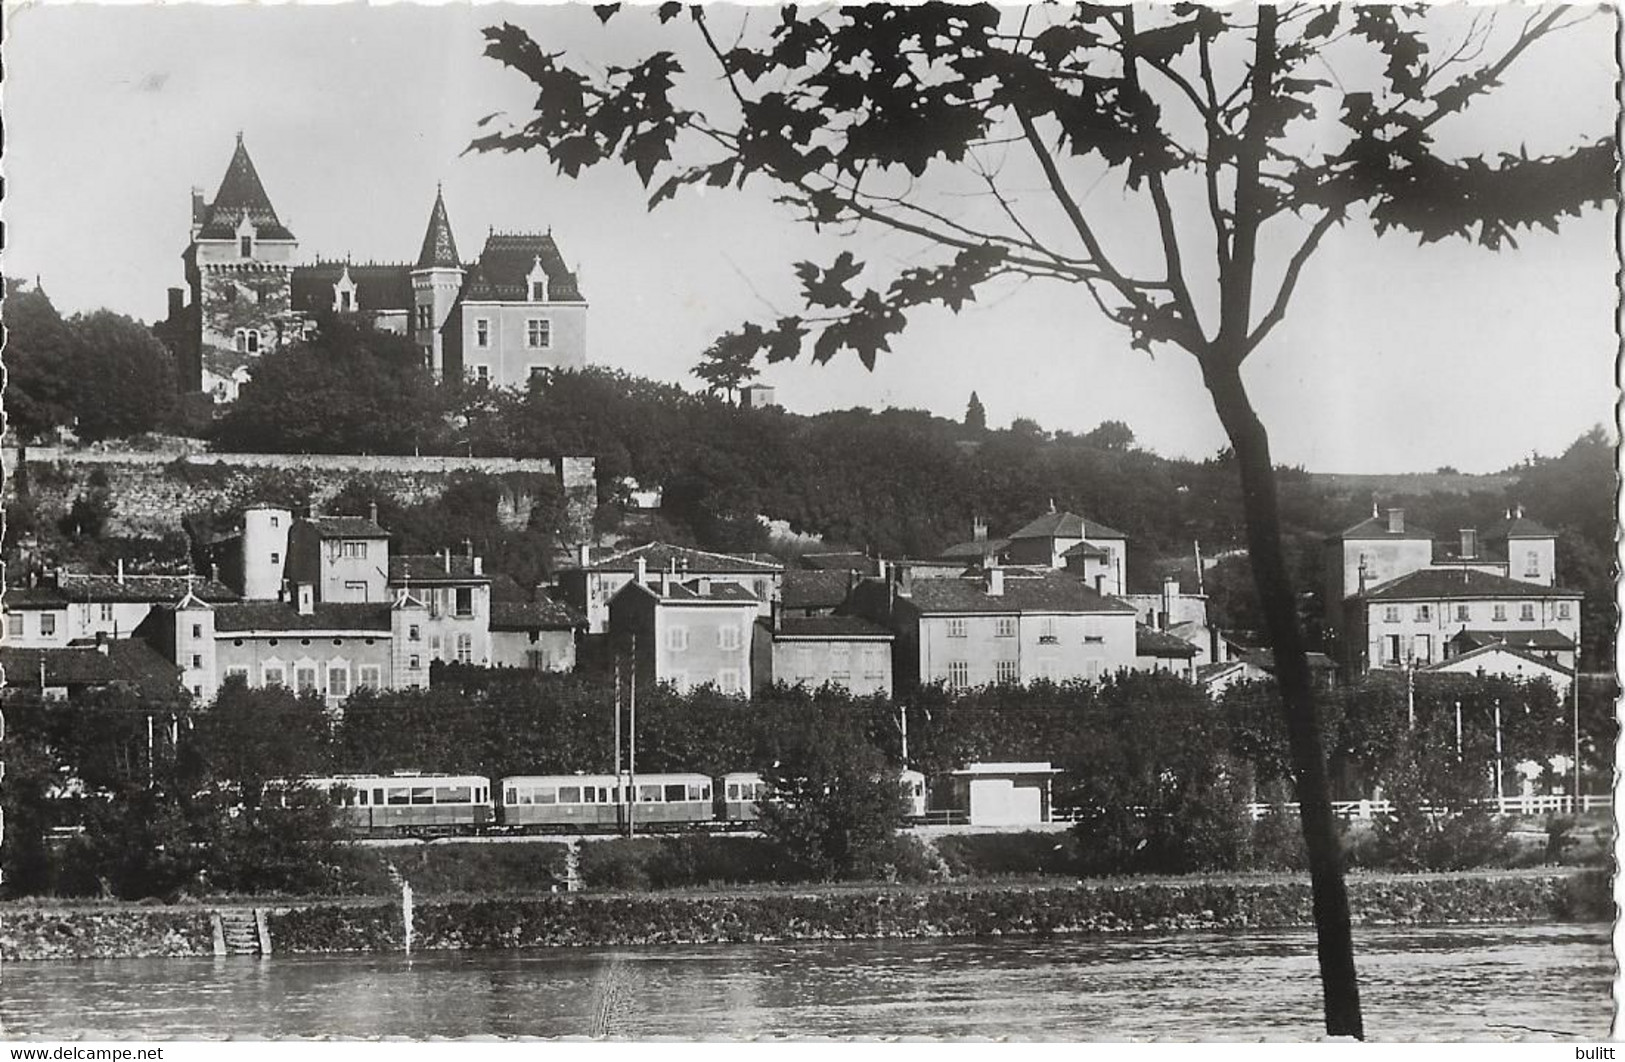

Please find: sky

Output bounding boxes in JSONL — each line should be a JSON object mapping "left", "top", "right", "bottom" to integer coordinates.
{"left": 4, "top": 3, "right": 1618, "bottom": 474}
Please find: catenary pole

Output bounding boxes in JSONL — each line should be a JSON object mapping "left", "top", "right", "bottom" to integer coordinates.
{"left": 628, "top": 632, "right": 637, "bottom": 839}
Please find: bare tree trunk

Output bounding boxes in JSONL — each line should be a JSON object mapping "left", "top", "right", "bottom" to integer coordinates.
{"left": 1202, "top": 358, "right": 1364, "bottom": 1040}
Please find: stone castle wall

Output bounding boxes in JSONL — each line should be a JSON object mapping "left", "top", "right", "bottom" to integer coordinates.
{"left": 5, "top": 446, "right": 596, "bottom": 545}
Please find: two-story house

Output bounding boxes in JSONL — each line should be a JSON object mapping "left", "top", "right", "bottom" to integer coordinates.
{"left": 4, "top": 566, "right": 238, "bottom": 648}
{"left": 559, "top": 542, "right": 782, "bottom": 635}
{"left": 752, "top": 613, "right": 895, "bottom": 697}
{"left": 859, "top": 565, "right": 1138, "bottom": 691}
{"left": 607, "top": 561, "right": 760, "bottom": 697}
{"left": 389, "top": 548, "right": 493, "bottom": 667}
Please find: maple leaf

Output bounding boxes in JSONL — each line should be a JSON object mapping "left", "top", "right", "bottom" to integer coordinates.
{"left": 794, "top": 251, "right": 864, "bottom": 308}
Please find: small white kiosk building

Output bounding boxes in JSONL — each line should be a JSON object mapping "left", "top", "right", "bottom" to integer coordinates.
{"left": 948, "top": 762, "right": 1061, "bottom": 827}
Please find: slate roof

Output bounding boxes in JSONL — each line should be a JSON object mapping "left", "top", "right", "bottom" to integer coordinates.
{"left": 490, "top": 599, "right": 585, "bottom": 631}
{"left": 618, "top": 579, "right": 760, "bottom": 605}
{"left": 416, "top": 188, "right": 462, "bottom": 270}
{"left": 1238, "top": 648, "right": 1340, "bottom": 672}
{"left": 761, "top": 616, "right": 894, "bottom": 640}
{"left": 4, "top": 586, "right": 69, "bottom": 610}
{"left": 901, "top": 571, "right": 1135, "bottom": 615}
{"left": 1485, "top": 515, "right": 1558, "bottom": 539}
{"left": 291, "top": 263, "right": 415, "bottom": 314}
{"left": 799, "top": 552, "right": 880, "bottom": 574}
{"left": 1136, "top": 625, "right": 1199, "bottom": 657}
{"left": 461, "top": 232, "right": 584, "bottom": 302}
{"left": 1423, "top": 643, "right": 1574, "bottom": 677}
{"left": 1360, "top": 569, "right": 1583, "bottom": 602}
{"left": 1449, "top": 628, "right": 1577, "bottom": 652}
{"left": 1008, "top": 511, "right": 1128, "bottom": 541}
{"left": 583, "top": 542, "right": 782, "bottom": 575}
{"left": 1332, "top": 514, "right": 1434, "bottom": 540}
{"left": 1062, "top": 541, "right": 1112, "bottom": 560}
{"left": 782, "top": 570, "right": 855, "bottom": 612}
{"left": 196, "top": 136, "right": 295, "bottom": 242}
{"left": 213, "top": 602, "right": 393, "bottom": 632}
{"left": 939, "top": 538, "right": 1011, "bottom": 560}
{"left": 389, "top": 555, "right": 490, "bottom": 584}
{"left": 308, "top": 516, "right": 390, "bottom": 539}
{"left": 1, "top": 641, "right": 186, "bottom": 700}
{"left": 54, "top": 575, "right": 238, "bottom": 605}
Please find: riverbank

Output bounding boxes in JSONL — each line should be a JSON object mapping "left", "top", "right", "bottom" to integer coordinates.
{"left": 1, "top": 867, "right": 1607, "bottom": 961}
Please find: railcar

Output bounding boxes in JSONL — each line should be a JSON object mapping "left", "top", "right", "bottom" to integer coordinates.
{"left": 499, "top": 773, "right": 715, "bottom": 832}
{"left": 280, "top": 774, "right": 495, "bottom": 836}
{"left": 719, "top": 771, "right": 771, "bottom": 822}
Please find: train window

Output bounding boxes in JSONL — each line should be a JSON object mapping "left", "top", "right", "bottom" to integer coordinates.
{"left": 687, "top": 783, "right": 708, "bottom": 800}
{"left": 727, "top": 783, "right": 740, "bottom": 801}
{"left": 638, "top": 785, "right": 661, "bottom": 802}
{"left": 582, "top": 787, "right": 598, "bottom": 804}
{"left": 559, "top": 786, "right": 582, "bottom": 803}
{"left": 505, "top": 788, "right": 519, "bottom": 805}
{"left": 411, "top": 787, "right": 435, "bottom": 805}
{"left": 387, "top": 788, "right": 410, "bottom": 805}
{"left": 373, "top": 788, "right": 385, "bottom": 805}
{"left": 436, "top": 786, "right": 471, "bottom": 804}
{"left": 535, "top": 788, "right": 557, "bottom": 804}
{"left": 664, "top": 783, "right": 687, "bottom": 802}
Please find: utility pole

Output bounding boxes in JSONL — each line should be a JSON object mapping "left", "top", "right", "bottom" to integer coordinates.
{"left": 614, "top": 654, "right": 623, "bottom": 833}
{"left": 1454, "top": 700, "right": 1463, "bottom": 761}
{"left": 1406, "top": 664, "right": 1415, "bottom": 730}
{"left": 628, "top": 632, "right": 637, "bottom": 839}
{"left": 146, "top": 714, "right": 155, "bottom": 787}
{"left": 898, "top": 704, "right": 909, "bottom": 766}
{"left": 1493, "top": 698, "right": 1504, "bottom": 806}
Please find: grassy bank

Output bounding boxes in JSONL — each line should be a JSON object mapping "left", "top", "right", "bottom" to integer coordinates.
{"left": 2, "top": 868, "right": 1607, "bottom": 961}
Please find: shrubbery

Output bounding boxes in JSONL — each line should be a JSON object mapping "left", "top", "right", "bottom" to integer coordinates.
{"left": 579, "top": 835, "right": 790, "bottom": 890}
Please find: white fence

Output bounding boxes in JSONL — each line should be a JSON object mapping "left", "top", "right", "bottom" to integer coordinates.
{"left": 1244, "top": 794, "right": 1613, "bottom": 821}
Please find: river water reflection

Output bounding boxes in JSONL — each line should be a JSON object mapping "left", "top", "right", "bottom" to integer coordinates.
{"left": 1, "top": 923, "right": 1611, "bottom": 1040}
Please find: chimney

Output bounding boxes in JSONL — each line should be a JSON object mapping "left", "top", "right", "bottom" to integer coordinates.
{"left": 579, "top": 543, "right": 592, "bottom": 568}
{"left": 210, "top": 562, "right": 220, "bottom": 585}
{"left": 167, "top": 287, "right": 185, "bottom": 320}
{"left": 1210, "top": 625, "right": 1222, "bottom": 664}
{"left": 896, "top": 565, "right": 913, "bottom": 597}
{"left": 443, "top": 547, "right": 452, "bottom": 573}
{"left": 1386, "top": 508, "right": 1404, "bottom": 534}
{"left": 1358, "top": 558, "right": 1369, "bottom": 594}
{"left": 296, "top": 583, "right": 315, "bottom": 616}
{"left": 190, "top": 187, "right": 207, "bottom": 235}
{"left": 473, "top": 557, "right": 483, "bottom": 576}
{"left": 369, "top": 501, "right": 379, "bottom": 526}
{"left": 1459, "top": 529, "right": 1478, "bottom": 560}
{"left": 657, "top": 570, "right": 669, "bottom": 595}
{"left": 1513, "top": 503, "right": 1524, "bottom": 520}
{"left": 973, "top": 516, "right": 988, "bottom": 544}
{"left": 117, "top": 558, "right": 126, "bottom": 584}
{"left": 94, "top": 630, "right": 109, "bottom": 655}
{"left": 463, "top": 538, "right": 474, "bottom": 560}
{"left": 1161, "top": 575, "right": 1178, "bottom": 629}
{"left": 985, "top": 566, "right": 1004, "bottom": 596}
{"left": 771, "top": 582, "right": 783, "bottom": 632}
{"left": 876, "top": 558, "right": 889, "bottom": 582}
{"left": 635, "top": 557, "right": 648, "bottom": 586}
{"left": 697, "top": 576, "right": 712, "bottom": 596}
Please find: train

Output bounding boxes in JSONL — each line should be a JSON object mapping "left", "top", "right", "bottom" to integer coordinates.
{"left": 268, "top": 768, "right": 929, "bottom": 837}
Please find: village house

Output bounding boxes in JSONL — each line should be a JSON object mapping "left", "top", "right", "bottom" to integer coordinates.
{"left": 752, "top": 613, "right": 895, "bottom": 697}
{"left": 607, "top": 560, "right": 760, "bottom": 697}
{"left": 389, "top": 547, "right": 493, "bottom": 667}
{"left": 489, "top": 594, "right": 586, "bottom": 672}
{"left": 855, "top": 564, "right": 1138, "bottom": 691}
{"left": 0, "top": 637, "right": 187, "bottom": 704}
{"left": 1324, "top": 506, "right": 1579, "bottom": 677}
{"left": 558, "top": 541, "right": 783, "bottom": 635}
{"left": 3, "top": 567, "right": 238, "bottom": 649}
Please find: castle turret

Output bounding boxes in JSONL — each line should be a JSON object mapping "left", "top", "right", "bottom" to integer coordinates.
{"left": 184, "top": 134, "right": 299, "bottom": 400}
{"left": 411, "top": 185, "right": 466, "bottom": 380}
{"left": 241, "top": 504, "right": 293, "bottom": 600}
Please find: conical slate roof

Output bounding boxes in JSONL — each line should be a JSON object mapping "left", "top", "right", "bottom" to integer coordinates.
{"left": 196, "top": 134, "right": 295, "bottom": 241}
{"left": 415, "top": 186, "right": 462, "bottom": 270}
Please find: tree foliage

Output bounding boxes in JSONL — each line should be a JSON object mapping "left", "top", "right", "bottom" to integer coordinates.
{"left": 65, "top": 311, "right": 178, "bottom": 442}
{"left": 3, "top": 279, "right": 78, "bottom": 441}
{"left": 213, "top": 315, "right": 445, "bottom": 454}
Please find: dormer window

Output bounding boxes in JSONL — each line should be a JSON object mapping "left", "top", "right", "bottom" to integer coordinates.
{"left": 240, "top": 235, "right": 254, "bottom": 257}
{"left": 526, "top": 255, "right": 550, "bottom": 302}
{"left": 235, "top": 214, "right": 257, "bottom": 258}
{"left": 340, "top": 290, "right": 354, "bottom": 312}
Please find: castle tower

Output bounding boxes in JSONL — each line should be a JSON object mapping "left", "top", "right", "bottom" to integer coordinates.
{"left": 183, "top": 134, "right": 299, "bottom": 400}
{"left": 241, "top": 503, "right": 293, "bottom": 600}
{"left": 411, "top": 185, "right": 466, "bottom": 380}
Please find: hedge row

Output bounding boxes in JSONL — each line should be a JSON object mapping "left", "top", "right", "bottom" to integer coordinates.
{"left": 0, "top": 905, "right": 214, "bottom": 961}
{"left": 261, "top": 870, "right": 1609, "bottom": 955}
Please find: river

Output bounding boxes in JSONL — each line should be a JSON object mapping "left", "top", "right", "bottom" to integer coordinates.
{"left": 1, "top": 924, "right": 1610, "bottom": 1040}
